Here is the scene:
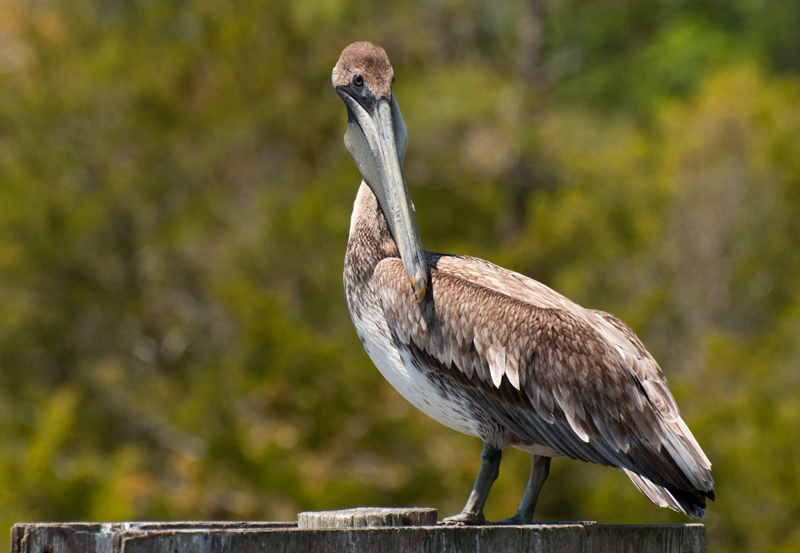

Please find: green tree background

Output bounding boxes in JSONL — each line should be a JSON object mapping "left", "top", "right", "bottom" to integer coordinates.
{"left": 1, "top": 1, "right": 799, "bottom": 551}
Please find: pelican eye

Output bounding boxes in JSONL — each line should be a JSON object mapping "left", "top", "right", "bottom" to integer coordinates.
{"left": 352, "top": 73, "right": 364, "bottom": 87}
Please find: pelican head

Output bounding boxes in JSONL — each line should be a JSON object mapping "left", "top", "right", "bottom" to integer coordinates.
{"left": 333, "top": 41, "right": 427, "bottom": 302}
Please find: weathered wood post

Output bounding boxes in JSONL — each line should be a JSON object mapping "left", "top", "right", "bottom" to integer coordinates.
{"left": 11, "top": 508, "right": 706, "bottom": 553}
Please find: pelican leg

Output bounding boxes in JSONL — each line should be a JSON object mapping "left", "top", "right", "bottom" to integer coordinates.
{"left": 499, "top": 455, "right": 551, "bottom": 524}
{"left": 443, "top": 441, "right": 502, "bottom": 525}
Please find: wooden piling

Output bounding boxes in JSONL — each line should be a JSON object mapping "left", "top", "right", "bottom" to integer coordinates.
{"left": 11, "top": 509, "right": 706, "bottom": 553}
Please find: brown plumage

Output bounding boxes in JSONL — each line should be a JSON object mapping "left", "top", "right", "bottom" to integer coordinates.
{"left": 334, "top": 41, "right": 714, "bottom": 523}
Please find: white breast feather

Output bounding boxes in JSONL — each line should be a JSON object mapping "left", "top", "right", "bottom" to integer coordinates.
{"left": 353, "top": 306, "right": 480, "bottom": 438}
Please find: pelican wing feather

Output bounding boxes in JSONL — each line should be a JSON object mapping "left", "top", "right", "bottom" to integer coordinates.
{"left": 373, "top": 253, "right": 713, "bottom": 507}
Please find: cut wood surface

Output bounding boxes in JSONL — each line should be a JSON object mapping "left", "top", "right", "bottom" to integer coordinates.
{"left": 298, "top": 507, "right": 438, "bottom": 528}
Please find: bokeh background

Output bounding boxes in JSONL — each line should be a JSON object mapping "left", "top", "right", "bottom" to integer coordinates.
{"left": 1, "top": 0, "right": 799, "bottom": 551}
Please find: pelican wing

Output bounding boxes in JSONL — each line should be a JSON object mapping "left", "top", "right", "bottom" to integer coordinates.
{"left": 373, "top": 253, "right": 713, "bottom": 509}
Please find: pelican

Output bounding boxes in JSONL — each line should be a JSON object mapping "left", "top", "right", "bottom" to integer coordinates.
{"left": 333, "top": 41, "right": 714, "bottom": 524}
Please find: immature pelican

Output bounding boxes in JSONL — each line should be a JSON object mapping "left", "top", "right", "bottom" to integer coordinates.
{"left": 333, "top": 41, "right": 713, "bottom": 524}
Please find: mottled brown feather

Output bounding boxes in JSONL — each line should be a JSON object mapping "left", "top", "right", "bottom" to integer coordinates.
{"left": 373, "top": 253, "right": 712, "bottom": 494}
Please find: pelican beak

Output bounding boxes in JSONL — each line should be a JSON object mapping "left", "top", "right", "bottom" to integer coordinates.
{"left": 337, "top": 87, "right": 428, "bottom": 302}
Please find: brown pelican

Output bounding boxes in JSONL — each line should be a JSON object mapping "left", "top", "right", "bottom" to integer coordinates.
{"left": 333, "top": 41, "right": 714, "bottom": 524}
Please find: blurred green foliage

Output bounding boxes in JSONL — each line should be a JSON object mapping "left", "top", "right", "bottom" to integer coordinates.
{"left": 0, "top": 1, "right": 799, "bottom": 551}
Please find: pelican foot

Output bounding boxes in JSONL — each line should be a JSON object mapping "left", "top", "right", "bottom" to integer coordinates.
{"left": 442, "top": 511, "right": 486, "bottom": 525}
{"left": 496, "top": 512, "right": 533, "bottom": 525}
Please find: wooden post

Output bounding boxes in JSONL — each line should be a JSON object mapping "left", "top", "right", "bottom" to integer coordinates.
{"left": 11, "top": 511, "right": 706, "bottom": 553}
{"left": 298, "top": 507, "right": 438, "bottom": 528}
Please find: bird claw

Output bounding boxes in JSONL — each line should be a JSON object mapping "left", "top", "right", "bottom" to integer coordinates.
{"left": 442, "top": 511, "right": 486, "bottom": 525}
{"left": 496, "top": 512, "right": 532, "bottom": 525}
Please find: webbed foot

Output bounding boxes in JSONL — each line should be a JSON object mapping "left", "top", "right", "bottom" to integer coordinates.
{"left": 442, "top": 511, "right": 486, "bottom": 525}
{"left": 497, "top": 512, "right": 532, "bottom": 525}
